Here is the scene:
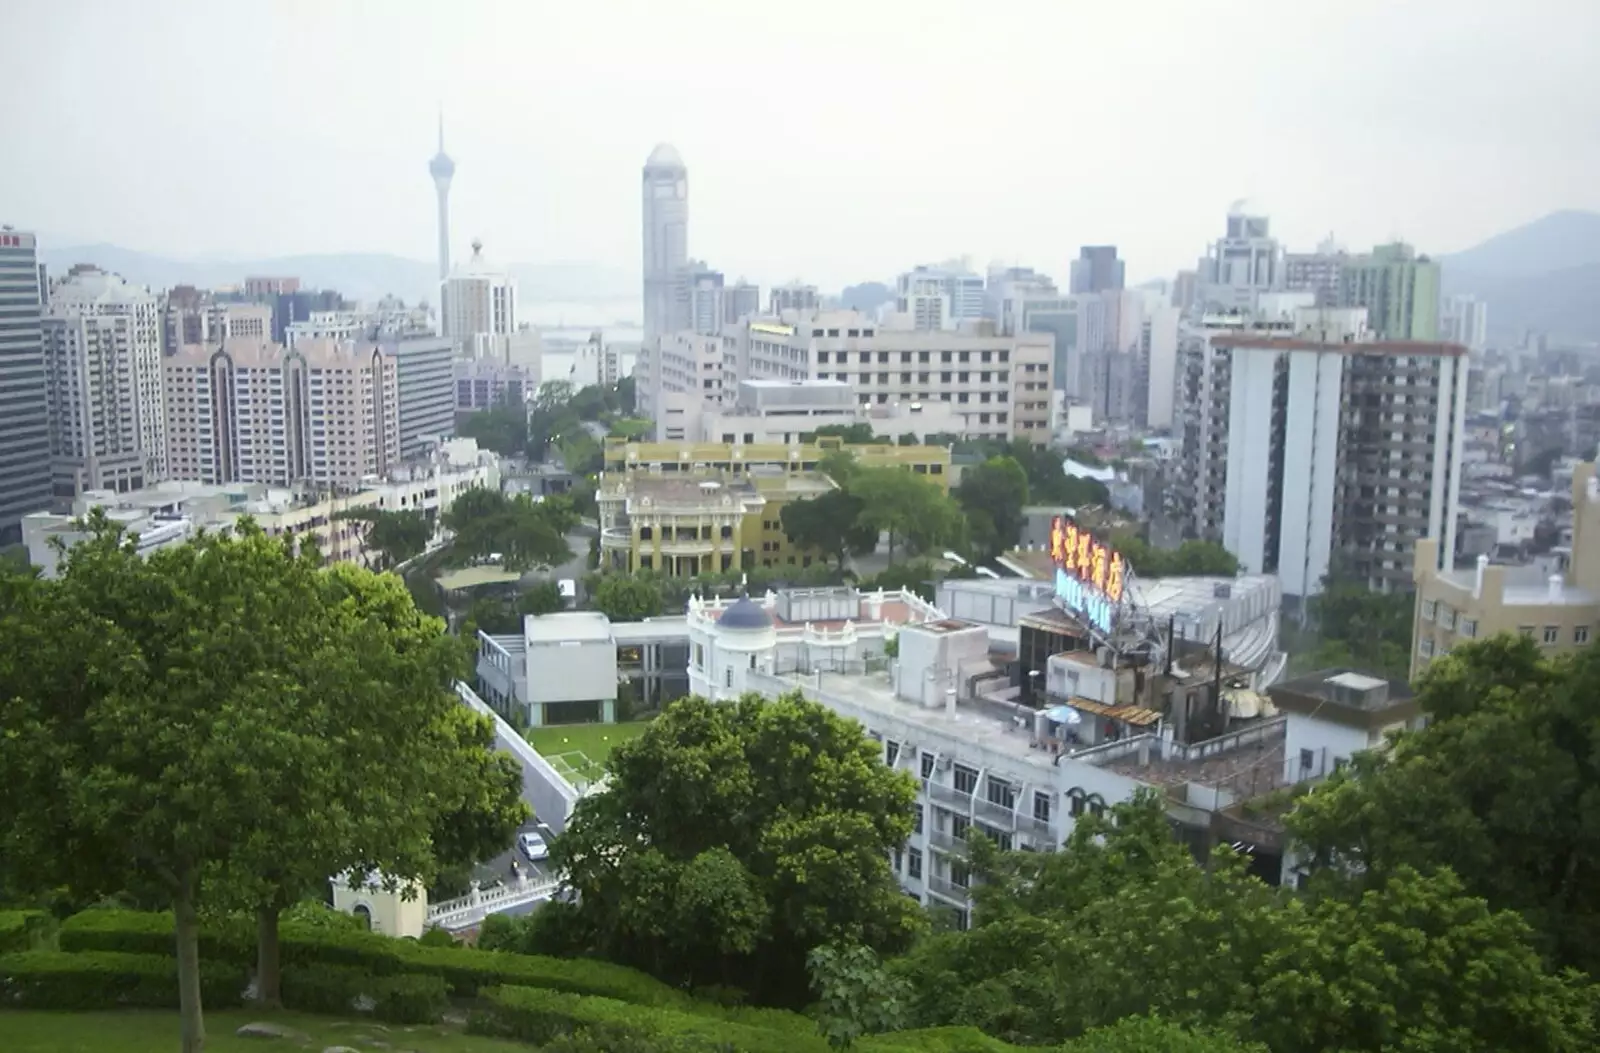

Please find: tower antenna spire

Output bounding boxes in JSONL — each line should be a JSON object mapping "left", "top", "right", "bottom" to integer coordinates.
{"left": 437, "top": 105, "right": 445, "bottom": 153}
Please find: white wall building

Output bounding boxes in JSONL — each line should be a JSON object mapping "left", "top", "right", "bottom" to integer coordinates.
{"left": 692, "top": 379, "right": 963, "bottom": 445}
{"left": 1142, "top": 304, "right": 1181, "bottom": 429}
{"left": 477, "top": 612, "right": 622, "bottom": 727}
{"left": 22, "top": 437, "right": 498, "bottom": 577}
{"left": 720, "top": 310, "right": 1053, "bottom": 444}
{"left": 1198, "top": 206, "right": 1285, "bottom": 312}
{"left": 443, "top": 240, "right": 517, "bottom": 355}
{"left": 1441, "top": 294, "right": 1489, "bottom": 354}
{"left": 1185, "top": 307, "right": 1468, "bottom": 600}
{"left": 43, "top": 267, "right": 167, "bottom": 496}
{"left": 635, "top": 331, "right": 727, "bottom": 440}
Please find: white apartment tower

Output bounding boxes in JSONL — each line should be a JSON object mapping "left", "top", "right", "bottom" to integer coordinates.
{"left": 163, "top": 338, "right": 398, "bottom": 490}
{"left": 444, "top": 240, "right": 517, "bottom": 358}
{"left": 642, "top": 144, "right": 689, "bottom": 344}
{"left": 42, "top": 267, "right": 166, "bottom": 496}
{"left": 1176, "top": 308, "right": 1467, "bottom": 601}
{"left": 0, "top": 228, "right": 52, "bottom": 538}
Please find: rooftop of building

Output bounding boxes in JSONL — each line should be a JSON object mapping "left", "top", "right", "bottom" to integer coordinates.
{"left": 1210, "top": 334, "right": 1468, "bottom": 357}
{"left": 525, "top": 611, "right": 614, "bottom": 645}
{"left": 690, "top": 586, "right": 942, "bottom": 635}
{"left": 47, "top": 266, "right": 154, "bottom": 307}
{"left": 603, "top": 437, "right": 952, "bottom": 467}
{"left": 1434, "top": 564, "right": 1599, "bottom": 607}
{"left": 1267, "top": 668, "right": 1417, "bottom": 730}
{"left": 601, "top": 474, "right": 765, "bottom": 510}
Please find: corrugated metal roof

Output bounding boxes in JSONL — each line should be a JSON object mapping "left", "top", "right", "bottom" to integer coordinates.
{"left": 1064, "top": 696, "right": 1163, "bottom": 727}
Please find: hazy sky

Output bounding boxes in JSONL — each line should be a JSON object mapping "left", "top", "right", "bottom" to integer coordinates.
{"left": 4, "top": 0, "right": 1598, "bottom": 292}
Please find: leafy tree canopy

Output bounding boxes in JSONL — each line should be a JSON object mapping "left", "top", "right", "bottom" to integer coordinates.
{"left": 956, "top": 456, "right": 1030, "bottom": 561}
{"left": 336, "top": 507, "right": 431, "bottom": 570}
{"left": 1288, "top": 633, "right": 1600, "bottom": 976}
{"left": 892, "top": 792, "right": 1596, "bottom": 1052}
{"left": 456, "top": 394, "right": 529, "bottom": 456}
{"left": 443, "top": 488, "right": 574, "bottom": 572}
{"left": 780, "top": 488, "right": 877, "bottom": 569}
{"left": 592, "top": 573, "right": 665, "bottom": 622}
{"left": 543, "top": 692, "right": 924, "bottom": 1006}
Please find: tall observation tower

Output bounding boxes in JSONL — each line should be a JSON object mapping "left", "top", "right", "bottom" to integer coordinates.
{"left": 429, "top": 112, "right": 456, "bottom": 284}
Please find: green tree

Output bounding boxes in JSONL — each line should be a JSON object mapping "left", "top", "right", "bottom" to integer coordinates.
{"left": 780, "top": 489, "right": 877, "bottom": 569}
{"left": 1114, "top": 536, "right": 1239, "bottom": 578}
{"left": 0, "top": 515, "right": 528, "bottom": 1039}
{"left": 808, "top": 943, "right": 912, "bottom": 1048}
{"left": 548, "top": 693, "right": 924, "bottom": 1005}
{"left": 443, "top": 489, "right": 572, "bottom": 573}
{"left": 592, "top": 574, "right": 664, "bottom": 621}
{"left": 956, "top": 457, "right": 1030, "bottom": 560}
{"left": 850, "top": 467, "right": 962, "bottom": 564}
{"left": 337, "top": 507, "right": 431, "bottom": 570}
{"left": 456, "top": 395, "right": 529, "bottom": 456}
{"left": 518, "top": 580, "right": 566, "bottom": 617}
{"left": 894, "top": 792, "right": 1595, "bottom": 1051}
{"left": 1287, "top": 634, "right": 1600, "bottom": 975}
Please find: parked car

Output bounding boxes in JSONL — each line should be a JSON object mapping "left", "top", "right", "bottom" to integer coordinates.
{"left": 518, "top": 830, "right": 549, "bottom": 862}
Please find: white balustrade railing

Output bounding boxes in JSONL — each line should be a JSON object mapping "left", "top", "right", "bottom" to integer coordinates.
{"left": 426, "top": 876, "right": 561, "bottom": 931}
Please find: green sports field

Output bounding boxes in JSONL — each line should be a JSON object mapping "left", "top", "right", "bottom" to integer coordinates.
{"left": 526, "top": 720, "right": 651, "bottom": 788}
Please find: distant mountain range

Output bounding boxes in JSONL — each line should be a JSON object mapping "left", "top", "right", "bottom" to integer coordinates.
{"left": 1441, "top": 210, "right": 1600, "bottom": 345}
{"left": 35, "top": 244, "right": 636, "bottom": 308}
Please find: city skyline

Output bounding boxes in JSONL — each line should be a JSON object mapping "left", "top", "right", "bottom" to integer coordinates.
{"left": 3, "top": 1, "right": 1597, "bottom": 291}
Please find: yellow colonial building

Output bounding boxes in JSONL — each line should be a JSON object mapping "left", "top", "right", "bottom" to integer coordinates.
{"left": 601, "top": 436, "right": 952, "bottom": 490}
{"left": 1411, "top": 462, "right": 1600, "bottom": 679}
{"left": 597, "top": 437, "right": 953, "bottom": 578}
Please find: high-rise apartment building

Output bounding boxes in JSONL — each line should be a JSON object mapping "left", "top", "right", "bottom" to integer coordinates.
{"left": 1198, "top": 206, "right": 1283, "bottom": 311}
{"left": 1175, "top": 307, "right": 1466, "bottom": 601}
{"left": 43, "top": 267, "right": 166, "bottom": 496}
{"left": 1069, "top": 246, "right": 1125, "bottom": 294}
{"left": 244, "top": 277, "right": 300, "bottom": 298}
{"left": 896, "top": 264, "right": 984, "bottom": 329}
{"left": 1140, "top": 304, "right": 1181, "bottom": 429}
{"left": 1441, "top": 294, "right": 1489, "bottom": 353}
{"left": 642, "top": 144, "right": 689, "bottom": 344}
{"left": 635, "top": 331, "right": 727, "bottom": 441}
{"left": 1284, "top": 237, "right": 1346, "bottom": 306}
{"left": 724, "top": 281, "right": 761, "bottom": 325}
{"left": 675, "top": 261, "right": 724, "bottom": 336}
{"left": 163, "top": 338, "right": 398, "bottom": 490}
{"left": 383, "top": 336, "right": 455, "bottom": 460}
{"left": 444, "top": 240, "right": 517, "bottom": 357}
{"left": 0, "top": 228, "right": 52, "bottom": 539}
{"left": 768, "top": 283, "right": 820, "bottom": 315}
{"left": 721, "top": 310, "right": 1053, "bottom": 443}
{"left": 1337, "top": 242, "right": 1441, "bottom": 341}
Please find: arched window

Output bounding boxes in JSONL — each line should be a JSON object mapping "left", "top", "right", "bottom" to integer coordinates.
{"left": 352, "top": 904, "right": 373, "bottom": 931}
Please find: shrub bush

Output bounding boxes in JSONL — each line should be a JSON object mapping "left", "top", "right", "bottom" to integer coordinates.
{"left": 0, "top": 950, "right": 246, "bottom": 1010}
{"left": 280, "top": 962, "right": 370, "bottom": 1016}
{"left": 469, "top": 985, "right": 831, "bottom": 1053}
{"left": 0, "top": 911, "right": 46, "bottom": 954}
{"left": 418, "top": 926, "right": 457, "bottom": 947}
{"left": 392, "top": 942, "right": 685, "bottom": 1005}
{"left": 370, "top": 972, "right": 450, "bottom": 1024}
{"left": 278, "top": 924, "right": 403, "bottom": 975}
{"left": 861, "top": 1027, "right": 1033, "bottom": 1052}
{"left": 57, "top": 909, "right": 251, "bottom": 961}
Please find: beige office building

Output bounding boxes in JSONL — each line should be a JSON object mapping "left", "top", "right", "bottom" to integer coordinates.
{"left": 1411, "top": 462, "right": 1600, "bottom": 678}
{"left": 721, "top": 310, "right": 1054, "bottom": 444}
{"left": 164, "top": 337, "right": 398, "bottom": 490}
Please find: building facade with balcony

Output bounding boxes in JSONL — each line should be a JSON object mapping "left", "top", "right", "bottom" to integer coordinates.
{"left": 602, "top": 436, "right": 952, "bottom": 488}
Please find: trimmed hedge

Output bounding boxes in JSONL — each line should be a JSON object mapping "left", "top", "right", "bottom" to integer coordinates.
{"left": 0, "top": 950, "right": 246, "bottom": 1010}
{"left": 392, "top": 942, "right": 684, "bottom": 1005}
{"left": 861, "top": 1027, "right": 1033, "bottom": 1053}
{"left": 57, "top": 909, "right": 252, "bottom": 961}
{"left": 470, "top": 985, "right": 833, "bottom": 1053}
{"left": 371, "top": 972, "right": 449, "bottom": 1025}
{"left": 0, "top": 911, "right": 46, "bottom": 954}
{"left": 280, "top": 962, "right": 369, "bottom": 1016}
{"left": 56, "top": 907, "right": 686, "bottom": 1008}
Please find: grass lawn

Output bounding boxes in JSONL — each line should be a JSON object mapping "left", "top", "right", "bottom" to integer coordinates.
{"left": 4, "top": 1008, "right": 534, "bottom": 1053}
{"left": 526, "top": 720, "right": 650, "bottom": 786}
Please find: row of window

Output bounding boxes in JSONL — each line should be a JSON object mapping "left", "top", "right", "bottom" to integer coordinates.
{"left": 815, "top": 349, "right": 1010, "bottom": 365}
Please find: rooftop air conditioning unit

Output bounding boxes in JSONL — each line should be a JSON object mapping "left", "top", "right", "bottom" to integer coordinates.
{"left": 935, "top": 756, "right": 953, "bottom": 772}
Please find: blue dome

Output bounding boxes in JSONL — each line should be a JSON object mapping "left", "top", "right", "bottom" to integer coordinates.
{"left": 717, "top": 596, "right": 772, "bottom": 630}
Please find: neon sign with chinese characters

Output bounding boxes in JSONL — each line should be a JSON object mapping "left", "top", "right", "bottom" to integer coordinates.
{"left": 1048, "top": 516, "right": 1126, "bottom": 636}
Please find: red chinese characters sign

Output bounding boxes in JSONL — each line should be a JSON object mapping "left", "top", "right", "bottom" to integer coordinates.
{"left": 1049, "top": 516, "right": 1125, "bottom": 634}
